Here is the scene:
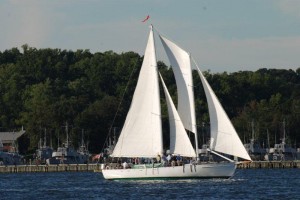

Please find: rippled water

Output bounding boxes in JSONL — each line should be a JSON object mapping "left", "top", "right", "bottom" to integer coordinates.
{"left": 0, "top": 169, "right": 299, "bottom": 199}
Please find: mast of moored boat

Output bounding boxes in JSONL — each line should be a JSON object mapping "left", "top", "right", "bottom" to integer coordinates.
{"left": 65, "top": 122, "right": 69, "bottom": 147}
{"left": 44, "top": 128, "right": 47, "bottom": 147}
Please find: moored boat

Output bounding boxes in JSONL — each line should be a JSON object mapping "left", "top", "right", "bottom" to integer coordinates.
{"left": 46, "top": 123, "right": 89, "bottom": 165}
{"left": 0, "top": 139, "right": 23, "bottom": 165}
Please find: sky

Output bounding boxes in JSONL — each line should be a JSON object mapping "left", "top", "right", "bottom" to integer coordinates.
{"left": 0, "top": 0, "right": 300, "bottom": 72}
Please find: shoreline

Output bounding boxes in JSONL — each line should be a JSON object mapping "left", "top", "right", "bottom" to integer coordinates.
{"left": 1, "top": 161, "right": 299, "bottom": 173}
{"left": 237, "top": 160, "right": 300, "bottom": 169}
{"left": 0, "top": 163, "right": 101, "bottom": 173}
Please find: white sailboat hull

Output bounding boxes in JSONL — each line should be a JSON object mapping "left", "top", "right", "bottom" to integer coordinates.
{"left": 102, "top": 162, "right": 236, "bottom": 180}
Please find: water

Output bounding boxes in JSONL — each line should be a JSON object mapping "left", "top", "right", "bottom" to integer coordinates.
{"left": 0, "top": 169, "right": 299, "bottom": 199}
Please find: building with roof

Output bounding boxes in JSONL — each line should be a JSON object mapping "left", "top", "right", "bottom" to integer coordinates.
{"left": 0, "top": 127, "right": 25, "bottom": 152}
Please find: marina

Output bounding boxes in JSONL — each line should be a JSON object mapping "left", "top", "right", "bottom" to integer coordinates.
{"left": 237, "top": 160, "right": 300, "bottom": 169}
{"left": 0, "top": 163, "right": 101, "bottom": 173}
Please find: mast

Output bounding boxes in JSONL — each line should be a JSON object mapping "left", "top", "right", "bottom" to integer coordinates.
{"left": 57, "top": 129, "right": 60, "bottom": 148}
{"left": 251, "top": 120, "right": 255, "bottom": 143}
{"left": 44, "top": 128, "right": 47, "bottom": 147}
{"left": 81, "top": 129, "right": 84, "bottom": 147}
{"left": 267, "top": 129, "right": 270, "bottom": 150}
{"left": 39, "top": 132, "right": 42, "bottom": 149}
{"left": 50, "top": 131, "right": 53, "bottom": 149}
{"left": 65, "top": 122, "right": 69, "bottom": 147}
{"left": 189, "top": 54, "right": 199, "bottom": 160}
{"left": 282, "top": 119, "right": 286, "bottom": 145}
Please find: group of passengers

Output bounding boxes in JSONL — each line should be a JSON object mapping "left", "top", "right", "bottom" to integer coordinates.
{"left": 109, "top": 154, "right": 195, "bottom": 169}
{"left": 157, "top": 154, "right": 188, "bottom": 167}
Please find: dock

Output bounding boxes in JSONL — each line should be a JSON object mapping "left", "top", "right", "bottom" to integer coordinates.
{"left": 237, "top": 161, "right": 300, "bottom": 169}
{"left": 0, "top": 163, "right": 102, "bottom": 173}
{"left": 1, "top": 161, "right": 299, "bottom": 173}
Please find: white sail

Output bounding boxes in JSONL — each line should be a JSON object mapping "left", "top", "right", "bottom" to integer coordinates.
{"left": 196, "top": 64, "right": 251, "bottom": 161}
{"left": 111, "top": 26, "right": 163, "bottom": 158}
{"left": 159, "top": 74, "right": 196, "bottom": 157}
{"left": 159, "top": 35, "right": 197, "bottom": 134}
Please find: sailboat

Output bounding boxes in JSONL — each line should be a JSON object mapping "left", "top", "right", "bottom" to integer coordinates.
{"left": 46, "top": 123, "right": 89, "bottom": 165}
{"left": 102, "top": 25, "right": 251, "bottom": 180}
{"left": 265, "top": 120, "right": 297, "bottom": 161}
{"left": 243, "top": 121, "right": 266, "bottom": 160}
{"left": 35, "top": 128, "right": 53, "bottom": 164}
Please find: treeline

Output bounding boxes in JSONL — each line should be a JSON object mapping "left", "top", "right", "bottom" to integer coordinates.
{"left": 0, "top": 45, "right": 299, "bottom": 154}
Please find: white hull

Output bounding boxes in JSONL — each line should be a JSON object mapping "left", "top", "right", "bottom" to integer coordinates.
{"left": 102, "top": 162, "right": 236, "bottom": 180}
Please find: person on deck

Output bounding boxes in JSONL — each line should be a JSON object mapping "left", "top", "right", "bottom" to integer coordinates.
{"left": 162, "top": 154, "right": 167, "bottom": 166}
{"left": 156, "top": 154, "right": 161, "bottom": 163}
{"left": 176, "top": 154, "right": 182, "bottom": 166}
{"left": 123, "top": 161, "right": 128, "bottom": 169}
{"left": 167, "top": 154, "right": 171, "bottom": 166}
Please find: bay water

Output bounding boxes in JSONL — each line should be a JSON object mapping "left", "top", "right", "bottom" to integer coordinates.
{"left": 0, "top": 169, "right": 299, "bottom": 199}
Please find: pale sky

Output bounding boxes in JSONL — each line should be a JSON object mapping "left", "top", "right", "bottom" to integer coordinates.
{"left": 0, "top": 0, "right": 299, "bottom": 72}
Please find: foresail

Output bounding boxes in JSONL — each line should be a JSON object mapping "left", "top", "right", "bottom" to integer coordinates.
{"left": 159, "top": 35, "right": 197, "bottom": 134}
{"left": 196, "top": 64, "right": 251, "bottom": 161}
{"left": 111, "top": 26, "right": 163, "bottom": 158}
{"left": 159, "top": 73, "right": 196, "bottom": 157}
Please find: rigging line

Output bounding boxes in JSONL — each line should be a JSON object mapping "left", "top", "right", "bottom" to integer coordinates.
{"left": 100, "top": 57, "right": 140, "bottom": 153}
{"left": 191, "top": 56, "right": 201, "bottom": 71}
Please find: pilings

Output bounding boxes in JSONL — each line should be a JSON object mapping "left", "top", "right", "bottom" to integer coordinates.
{"left": 237, "top": 161, "right": 300, "bottom": 169}
{"left": 0, "top": 163, "right": 102, "bottom": 173}
{"left": 1, "top": 161, "right": 299, "bottom": 173}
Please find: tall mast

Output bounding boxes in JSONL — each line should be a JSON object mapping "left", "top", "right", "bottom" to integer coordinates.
{"left": 81, "top": 129, "right": 85, "bottom": 147}
{"left": 50, "top": 131, "right": 53, "bottom": 148}
{"left": 251, "top": 120, "right": 255, "bottom": 143}
{"left": 282, "top": 119, "right": 286, "bottom": 144}
{"left": 188, "top": 54, "right": 199, "bottom": 160}
{"left": 65, "top": 122, "right": 69, "bottom": 147}
{"left": 267, "top": 129, "right": 270, "bottom": 149}
{"left": 44, "top": 128, "right": 47, "bottom": 147}
{"left": 153, "top": 25, "right": 164, "bottom": 156}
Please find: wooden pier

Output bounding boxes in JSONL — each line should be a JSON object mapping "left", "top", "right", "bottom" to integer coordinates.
{"left": 0, "top": 163, "right": 102, "bottom": 173}
{"left": 1, "top": 161, "right": 299, "bottom": 173}
{"left": 237, "top": 161, "right": 300, "bottom": 169}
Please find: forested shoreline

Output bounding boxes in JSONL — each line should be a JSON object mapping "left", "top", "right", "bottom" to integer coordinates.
{"left": 1, "top": 45, "right": 299, "bottom": 154}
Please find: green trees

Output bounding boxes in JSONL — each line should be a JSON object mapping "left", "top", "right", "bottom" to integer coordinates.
{"left": 0, "top": 47, "right": 142, "bottom": 153}
{"left": 217, "top": 69, "right": 300, "bottom": 147}
{"left": 0, "top": 46, "right": 299, "bottom": 154}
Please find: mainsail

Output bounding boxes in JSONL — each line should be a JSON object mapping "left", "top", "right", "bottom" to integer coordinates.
{"left": 111, "top": 26, "right": 163, "bottom": 158}
{"left": 159, "top": 74, "right": 196, "bottom": 157}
